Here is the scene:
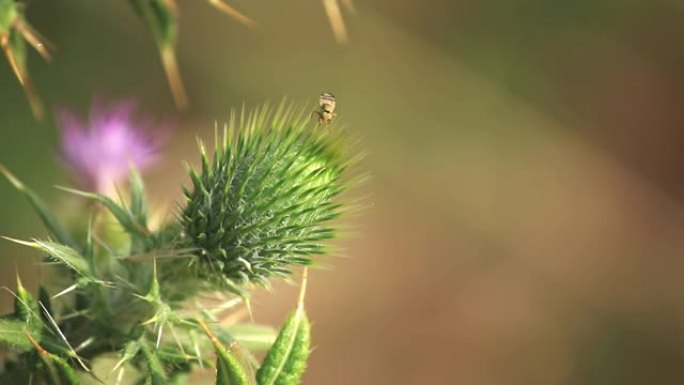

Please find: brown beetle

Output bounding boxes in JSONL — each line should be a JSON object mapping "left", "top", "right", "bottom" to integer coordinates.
{"left": 313, "top": 92, "right": 337, "bottom": 125}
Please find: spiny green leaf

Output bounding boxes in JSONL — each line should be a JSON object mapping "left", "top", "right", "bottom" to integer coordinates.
{"left": 198, "top": 319, "right": 253, "bottom": 385}
{"left": 14, "top": 274, "right": 42, "bottom": 332}
{"left": 25, "top": 330, "right": 81, "bottom": 385}
{"left": 4, "top": 238, "right": 90, "bottom": 278}
{"left": 256, "top": 271, "right": 311, "bottom": 385}
{"left": 216, "top": 344, "right": 256, "bottom": 385}
{"left": 129, "top": 167, "right": 149, "bottom": 227}
{"left": 111, "top": 341, "right": 142, "bottom": 375}
{"left": 0, "top": 319, "right": 34, "bottom": 351}
{"left": 57, "top": 186, "right": 150, "bottom": 240}
{"left": 84, "top": 215, "right": 94, "bottom": 262}
{"left": 144, "top": 260, "right": 161, "bottom": 302}
{"left": 140, "top": 340, "right": 168, "bottom": 385}
{"left": 256, "top": 311, "right": 310, "bottom": 385}
{"left": 137, "top": 261, "right": 177, "bottom": 338}
{"left": 44, "top": 354, "right": 81, "bottom": 385}
{"left": 0, "top": 164, "right": 74, "bottom": 247}
{"left": 38, "top": 285, "right": 53, "bottom": 324}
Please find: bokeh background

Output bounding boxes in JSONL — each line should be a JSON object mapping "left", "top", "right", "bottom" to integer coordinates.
{"left": 2, "top": 0, "right": 684, "bottom": 384}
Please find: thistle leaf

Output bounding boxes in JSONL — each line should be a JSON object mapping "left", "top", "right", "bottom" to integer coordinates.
{"left": 14, "top": 274, "right": 42, "bottom": 333}
{"left": 0, "top": 164, "right": 74, "bottom": 247}
{"left": 25, "top": 330, "right": 81, "bottom": 385}
{"left": 4, "top": 238, "right": 91, "bottom": 278}
{"left": 255, "top": 309, "right": 310, "bottom": 385}
{"left": 140, "top": 340, "right": 168, "bottom": 385}
{"left": 0, "top": 319, "right": 34, "bottom": 351}
{"left": 198, "top": 319, "right": 254, "bottom": 385}
{"left": 129, "top": 167, "right": 149, "bottom": 227}
{"left": 256, "top": 270, "right": 311, "bottom": 385}
{"left": 111, "top": 340, "right": 141, "bottom": 375}
{"left": 44, "top": 354, "right": 81, "bottom": 385}
{"left": 57, "top": 186, "right": 151, "bottom": 240}
{"left": 38, "top": 285, "right": 54, "bottom": 323}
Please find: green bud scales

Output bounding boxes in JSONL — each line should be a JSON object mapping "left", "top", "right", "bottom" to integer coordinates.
{"left": 181, "top": 103, "right": 350, "bottom": 285}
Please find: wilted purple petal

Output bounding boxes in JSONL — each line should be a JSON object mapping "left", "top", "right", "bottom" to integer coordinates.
{"left": 56, "top": 99, "right": 172, "bottom": 194}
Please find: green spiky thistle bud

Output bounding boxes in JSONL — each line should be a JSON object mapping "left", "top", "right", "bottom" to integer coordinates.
{"left": 181, "top": 103, "right": 354, "bottom": 286}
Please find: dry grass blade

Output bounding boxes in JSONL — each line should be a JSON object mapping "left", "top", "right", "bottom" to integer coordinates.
{"left": 0, "top": 33, "right": 44, "bottom": 119}
{"left": 15, "top": 18, "right": 53, "bottom": 61}
{"left": 322, "top": 0, "right": 349, "bottom": 44}
{"left": 341, "top": 0, "right": 357, "bottom": 15}
{"left": 161, "top": 47, "right": 189, "bottom": 110}
{"left": 207, "top": 0, "right": 257, "bottom": 27}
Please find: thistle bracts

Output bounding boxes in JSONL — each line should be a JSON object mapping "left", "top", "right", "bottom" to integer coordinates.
{"left": 182, "top": 103, "right": 352, "bottom": 285}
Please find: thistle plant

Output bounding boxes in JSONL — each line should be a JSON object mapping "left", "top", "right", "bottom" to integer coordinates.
{"left": 0, "top": 102, "right": 360, "bottom": 384}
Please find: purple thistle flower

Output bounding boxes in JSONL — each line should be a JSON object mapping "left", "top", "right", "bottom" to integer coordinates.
{"left": 56, "top": 98, "right": 171, "bottom": 194}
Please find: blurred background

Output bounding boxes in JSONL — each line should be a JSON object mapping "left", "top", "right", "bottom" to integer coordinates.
{"left": 2, "top": 0, "right": 684, "bottom": 383}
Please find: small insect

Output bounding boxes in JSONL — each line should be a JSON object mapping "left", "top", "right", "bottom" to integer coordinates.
{"left": 313, "top": 92, "right": 337, "bottom": 125}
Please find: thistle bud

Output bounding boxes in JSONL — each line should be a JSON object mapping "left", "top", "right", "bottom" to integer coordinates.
{"left": 181, "top": 103, "right": 351, "bottom": 285}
